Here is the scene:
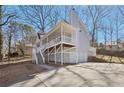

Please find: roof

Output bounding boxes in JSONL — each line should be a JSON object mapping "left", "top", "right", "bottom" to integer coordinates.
{"left": 40, "top": 20, "right": 78, "bottom": 40}
{"left": 16, "top": 42, "right": 33, "bottom": 47}
{"left": 37, "top": 32, "right": 46, "bottom": 35}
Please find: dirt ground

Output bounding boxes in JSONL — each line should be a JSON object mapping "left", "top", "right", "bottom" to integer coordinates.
{"left": 0, "top": 56, "right": 32, "bottom": 66}
{"left": 9, "top": 63, "right": 124, "bottom": 87}
{"left": 0, "top": 55, "right": 124, "bottom": 87}
{"left": 0, "top": 62, "right": 46, "bottom": 87}
{"left": 88, "top": 55, "right": 124, "bottom": 64}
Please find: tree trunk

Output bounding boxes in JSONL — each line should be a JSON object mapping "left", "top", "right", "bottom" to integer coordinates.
{"left": 116, "top": 22, "right": 119, "bottom": 48}
{"left": 0, "top": 31, "right": 2, "bottom": 61}
{"left": 0, "top": 5, "right": 3, "bottom": 61}
{"left": 91, "top": 26, "right": 96, "bottom": 47}
{"left": 8, "top": 30, "right": 12, "bottom": 61}
{"left": 96, "top": 30, "right": 99, "bottom": 49}
{"left": 104, "top": 28, "right": 107, "bottom": 49}
{"left": 104, "top": 30, "right": 107, "bottom": 49}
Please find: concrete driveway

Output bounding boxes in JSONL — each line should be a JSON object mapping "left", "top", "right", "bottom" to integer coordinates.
{"left": 9, "top": 63, "right": 124, "bottom": 87}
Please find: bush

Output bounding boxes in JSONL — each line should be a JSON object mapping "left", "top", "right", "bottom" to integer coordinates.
{"left": 6, "top": 52, "right": 19, "bottom": 58}
{"left": 12, "top": 52, "right": 19, "bottom": 57}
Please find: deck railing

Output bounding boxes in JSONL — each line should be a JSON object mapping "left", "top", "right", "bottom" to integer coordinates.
{"left": 48, "top": 52, "right": 78, "bottom": 63}
{"left": 41, "top": 35, "right": 75, "bottom": 50}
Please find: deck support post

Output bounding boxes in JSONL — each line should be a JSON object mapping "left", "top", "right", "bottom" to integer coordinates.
{"left": 47, "top": 49, "right": 49, "bottom": 63}
{"left": 55, "top": 46, "right": 56, "bottom": 64}
{"left": 61, "top": 44, "right": 63, "bottom": 65}
{"left": 47, "top": 37, "right": 49, "bottom": 63}
{"left": 61, "top": 23, "right": 64, "bottom": 65}
{"left": 76, "top": 50, "right": 78, "bottom": 64}
{"left": 76, "top": 31, "right": 78, "bottom": 64}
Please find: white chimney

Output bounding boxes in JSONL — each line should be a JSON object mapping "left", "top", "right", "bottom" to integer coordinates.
{"left": 69, "top": 8, "right": 88, "bottom": 32}
{"left": 69, "top": 8, "right": 80, "bottom": 28}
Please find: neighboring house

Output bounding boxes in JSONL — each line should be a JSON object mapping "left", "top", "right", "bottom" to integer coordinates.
{"left": 16, "top": 42, "right": 33, "bottom": 56}
{"left": 105, "top": 41, "right": 124, "bottom": 50}
{"left": 2, "top": 31, "right": 34, "bottom": 58}
{"left": 118, "top": 41, "right": 124, "bottom": 48}
{"left": 2, "top": 42, "right": 33, "bottom": 59}
{"left": 2, "top": 48, "right": 8, "bottom": 58}
{"left": 33, "top": 9, "right": 95, "bottom": 65}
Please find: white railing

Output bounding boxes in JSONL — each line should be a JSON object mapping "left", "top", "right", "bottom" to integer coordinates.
{"left": 32, "top": 48, "right": 38, "bottom": 64}
{"left": 48, "top": 52, "right": 78, "bottom": 63}
{"left": 40, "top": 35, "right": 75, "bottom": 50}
{"left": 62, "top": 35, "right": 75, "bottom": 44}
{"left": 64, "top": 47, "right": 76, "bottom": 52}
{"left": 34, "top": 47, "right": 45, "bottom": 64}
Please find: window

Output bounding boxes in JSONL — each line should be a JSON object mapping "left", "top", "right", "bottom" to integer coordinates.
{"left": 79, "top": 30, "right": 82, "bottom": 32}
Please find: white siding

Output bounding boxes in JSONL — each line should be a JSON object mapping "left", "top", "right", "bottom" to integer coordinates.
{"left": 76, "top": 30, "right": 90, "bottom": 62}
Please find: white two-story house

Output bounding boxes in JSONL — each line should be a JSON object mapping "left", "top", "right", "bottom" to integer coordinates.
{"left": 33, "top": 9, "right": 95, "bottom": 65}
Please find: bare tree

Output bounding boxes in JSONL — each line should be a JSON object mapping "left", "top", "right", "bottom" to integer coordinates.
{"left": 102, "top": 25, "right": 108, "bottom": 49}
{"left": 0, "top": 6, "right": 2, "bottom": 60}
{"left": 109, "top": 22, "right": 113, "bottom": 47}
{"left": 12, "top": 22, "right": 34, "bottom": 56}
{"left": 63, "top": 6, "right": 72, "bottom": 20}
{"left": 86, "top": 6, "right": 110, "bottom": 47}
{"left": 0, "top": 5, "right": 15, "bottom": 61}
{"left": 7, "top": 26, "right": 13, "bottom": 60}
{"left": 114, "top": 14, "right": 123, "bottom": 48}
{"left": 19, "top": 5, "right": 57, "bottom": 32}
{"left": 118, "top": 6, "right": 124, "bottom": 41}
{"left": 5, "top": 22, "right": 17, "bottom": 60}
{"left": 48, "top": 6, "right": 61, "bottom": 27}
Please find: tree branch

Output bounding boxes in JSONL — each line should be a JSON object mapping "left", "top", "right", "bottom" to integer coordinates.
{"left": 0, "top": 14, "right": 15, "bottom": 26}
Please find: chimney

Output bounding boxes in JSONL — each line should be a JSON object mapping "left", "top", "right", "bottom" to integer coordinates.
{"left": 69, "top": 8, "right": 88, "bottom": 33}
{"left": 69, "top": 8, "right": 80, "bottom": 28}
